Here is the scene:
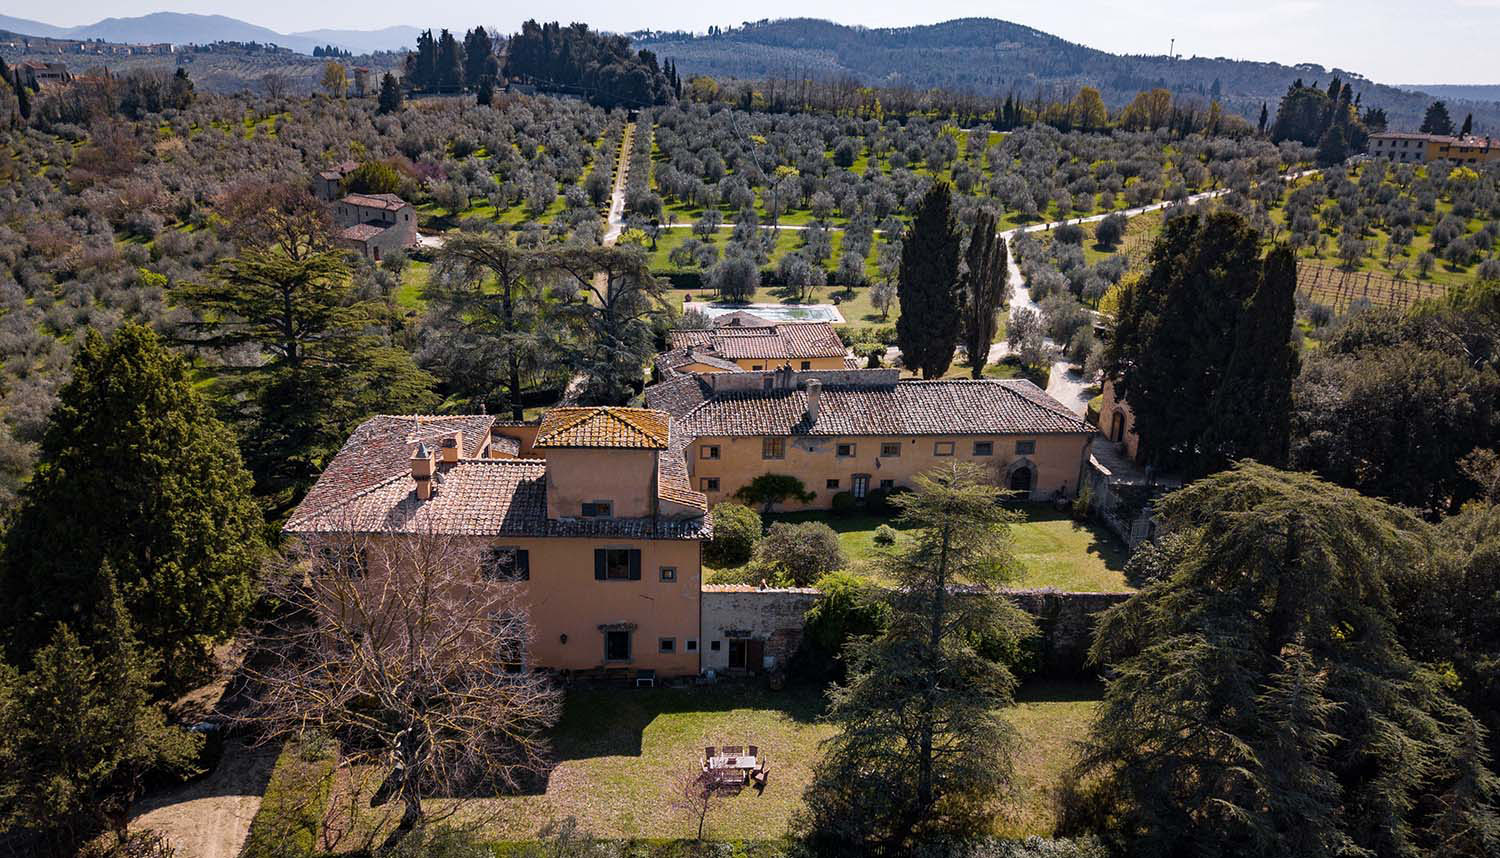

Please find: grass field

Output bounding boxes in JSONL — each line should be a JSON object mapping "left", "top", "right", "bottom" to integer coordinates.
{"left": 714, "top": 507, "right": 1131, "bottom": 593}
{"left": 403, "top": 679, "right": 1098, "bottom": 842}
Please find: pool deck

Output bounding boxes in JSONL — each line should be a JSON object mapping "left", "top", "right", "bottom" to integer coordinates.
{"left": 684, "top": 302, "right": 848, "bottom": 324}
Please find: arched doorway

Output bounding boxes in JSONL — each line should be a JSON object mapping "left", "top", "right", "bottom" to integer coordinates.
{"left": 1009, "top": 466, "right": 1033, "bottom": 495}
{"left": 1109, "top": 411, "right": 1125, "bottom": 443}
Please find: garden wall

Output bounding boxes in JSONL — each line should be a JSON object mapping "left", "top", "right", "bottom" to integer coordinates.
{"left": 701, "top": 585, "right": 1130, "bottom": 678}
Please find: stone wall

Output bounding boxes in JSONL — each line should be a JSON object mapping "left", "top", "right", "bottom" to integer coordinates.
{"left": 700, "top": 585, "right": 820, "bottom": 674}
{"left": 1004, "top": 589, "right": 1131, "bottom": 675}
{"left": 699, "top": 584, "right": 1129, "bottom": 678}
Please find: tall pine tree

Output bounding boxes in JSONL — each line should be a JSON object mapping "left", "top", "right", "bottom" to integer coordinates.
{"left": 1422, "top": 100, "right": 1455, "bottom": 135}
{"left": 896, "top": 182, "right": 962, "bottom": 378}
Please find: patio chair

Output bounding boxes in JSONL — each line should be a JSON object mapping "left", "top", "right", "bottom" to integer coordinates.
{"left": 634, "top": 668, "right": 656, "bottom": 688}
{"left": 748, "top": 745, "right": 759, "bottom": 758}
{"left": 722, "top": 745, "right": 743, "bottom": 756}
{"left": 705, "top": 746, "right": 715, "bottom": 761}
{"left": 753, "top": 765, "right": 770, "bottom": 793}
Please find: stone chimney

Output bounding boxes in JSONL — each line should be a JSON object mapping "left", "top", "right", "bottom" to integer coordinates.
{"left": 440, "top": 431, "right": 462, "bottom": 464}
{"left": 411, "top": 442, "right": 437, "bottom": 500}
{"left": 805, "top": 379, "right": 822, "bottom": 424}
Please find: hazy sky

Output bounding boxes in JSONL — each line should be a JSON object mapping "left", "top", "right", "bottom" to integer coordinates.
{"left": 21, "top": 0, "right": 1500, "bottom": 85}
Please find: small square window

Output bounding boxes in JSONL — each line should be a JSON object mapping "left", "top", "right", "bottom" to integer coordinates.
{"left": 826, "top": 478, "right": 840, "bottom": 489}
{"left": 934, "top": 441, "right": 955, "bottom": 457}
{"left": 710, "top": 640, "right": 722, "bottom": 652}
{"left": 800, "top": 361, "right": 811, "bottom": 370}
{"left": 686, "top": 639, "right": 698, "bottom": 652}
{"left": 659, "top": 637, "right": 676, "bottom": 653}
{"left": 660, "top": 566, "right": 677, "bottom": 582}
{"left": 973, "top": 441, "right": 994, "bottom": 456}
{"left": 880, "top": 479, "right": 895, "bottom": 489}
{"left": 1015, "top": 440, "right": 1036, "bottom": 456}
{"left": 763, "top": 437, "right": 786, "bottom": 460}
{"left": 837, "top": 443, "right": 856, "bottom": 458}
{"left": 752, "top": 364, "right": 764, "bottom": 370}
{"left": 700, "top": 477, "right": 720, "bottom": 492}
{"left": 880, "top": 442, "right": 902, "bottom": 457}
{"left": 701, "top": 445, "right": 720, "bottom": 460}
{"left": 582, "top": 501, "right": 612, "bottom": 518}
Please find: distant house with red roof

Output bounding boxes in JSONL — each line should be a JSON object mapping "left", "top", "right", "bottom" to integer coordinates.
{"left": 333, "top": 192, "right": 417, "bottom": 262}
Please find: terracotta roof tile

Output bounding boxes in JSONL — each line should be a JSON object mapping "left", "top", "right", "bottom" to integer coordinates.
{"left": 533, "top": 407, "right": 671, "bottom": 449}
{"left": 672, "top": 378, "right": 1095, "bottom": 437}
{"left": 666, "top": 322, "right": 845, "bottom": 361}
{"left": 340, "top": 193, "right": 409, "bottom": 212}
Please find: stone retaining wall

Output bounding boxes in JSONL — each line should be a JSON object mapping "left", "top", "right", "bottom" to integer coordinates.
{"left": 700, "top": 584, "right": 1130, "bottom": 677}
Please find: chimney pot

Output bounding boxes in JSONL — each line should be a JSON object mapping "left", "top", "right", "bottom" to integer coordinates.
{"left": 411, "top": 442, "right": 437, "bottom": 500}
{"left": 805, "top": 379, "right": 822, "bottom": 424}
{"left": 441, "top": 430, "right": 462, "bottom": 463}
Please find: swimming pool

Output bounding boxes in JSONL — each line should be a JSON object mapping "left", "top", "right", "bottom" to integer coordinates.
{"left": 683, "top": 302, "right": 847, "bottom": 324}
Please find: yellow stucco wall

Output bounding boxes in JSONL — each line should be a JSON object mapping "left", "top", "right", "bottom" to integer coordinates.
{"left": 686, "top": 432, "right": 1092, "bottom": 509}
{"left": 362, "top": 534, "right": 703, "bottom": 676}
{"left": 730, "top": 356, "right": 847, "bottom": 372}
{"left": 1425, "top": 139, "right": 1500, "bottom": 164}
{"left": 544, "top": 447, "right": 659, "bottom": 519}
{"left": 1098, "top": 379, "right": 1140, "bottom": 462}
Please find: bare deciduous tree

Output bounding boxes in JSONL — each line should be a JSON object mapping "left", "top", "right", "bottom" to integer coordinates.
{"left": 242, "top": 525, "right": 561, "bottom": 832}
{"left": 672, "top": 767, "right": 729, "bottom": 840}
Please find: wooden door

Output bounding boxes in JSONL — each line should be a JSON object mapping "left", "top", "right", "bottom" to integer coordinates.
{"left": 746, "top": 640, "right": 765, "bottom": 673}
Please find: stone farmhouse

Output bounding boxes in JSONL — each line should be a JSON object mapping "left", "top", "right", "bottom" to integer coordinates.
{"left": 657, "top": 319, "right": 854, "bottom": 378}
{"left": 646, "top": 367, "right": 1097, "bottom": 509}
{"left": 333, "top": 193, "right": 418, "bottom": 262}
{"left": 315, "top": 160, "right": 358, "bottom": 202}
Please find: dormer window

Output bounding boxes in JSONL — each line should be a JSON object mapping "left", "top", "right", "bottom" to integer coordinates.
{"left": 581, "top": 501, "right": 612, "bottom": 518}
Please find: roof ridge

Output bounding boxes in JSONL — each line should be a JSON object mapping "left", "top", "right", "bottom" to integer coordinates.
{"left": 285, "top": 470, "right": 409, "bottom": 530}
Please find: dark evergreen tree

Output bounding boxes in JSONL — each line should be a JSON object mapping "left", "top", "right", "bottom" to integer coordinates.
{"left": 179, "top": 250, "right": 437, "bottom": 517}
{"left": 462, "top": 26, "right": 496, "bottom": 90}
{"left": 1422, "top": 100, "right": 1456, "bottom": 135}
{"left": 406, "top": 29, "right": 437, "bottom": 91}
{"left": 436, "top": 29, "right": 464, "bottom": 93}
{"left": 1103, "top": 211, "right": 1268, "bottom": 476}
{"left": 1199, "top": 245, "right": 1299, "bottom": 471}
{"left": 1257, "top": 101, "right": 1268, "bottom": 135}
{"left": 1079, "top": 464, "right": 1500, "bottom": 858}
{"left": 0, "top": 569, "right": 200, "bottom": 854}
{"left": 377, "top": 71, "right": 403, "bottom": 114}
{"left": 798, "top": 464, "right": 1032, "bottom": 853}
{"left": 958, "top": 211, "right": 1007, "bottom": 378}
{"left": 1315, "top": 121, "right": 1348, "bottom": 166}
{"left": 0, "top": 325, "right": 264, "bottom": 690}
{"left": 895, "top": 182, "right": 962, "bottom": 378}
{"left": 1462, "top": 112, "right": 1474, "bottom": 137}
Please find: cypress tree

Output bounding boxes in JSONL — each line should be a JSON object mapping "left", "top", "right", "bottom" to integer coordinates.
{"left": 1258, "top": 101, "right": 1268, "bottom": 135}
{"left": 436, "top": 28, "right": 464, "bottom": 93}
{"left": 1421, "top": 100, "right": 1455, "bottom": 135}
{"left": 1199, "top": 244, "right": 1299, "bottom": 472}
{"left": 959, "top": 211, "right": 1008, "bottom": 378}
{"left": 1103, "top": 211, "right": 1264, "bottom": 476}
{"left": 1316, "top": 122, "right": 1347, "bottom": 167}
{"left": 896, "top": 182, "right": 962, "bottom": 378}
{"left": 0, "top": 325, "right": 264, "bottom": 691}
{"left": 1461, "top": 112, "right": 1474, "bottom": 137}
{"left": 377, "top": 71, "right": 403, "bottom": 114}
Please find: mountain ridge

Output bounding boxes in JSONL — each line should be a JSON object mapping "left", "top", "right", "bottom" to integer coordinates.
{"left": 0, "top": 11, "right": 415, "bottom": 54}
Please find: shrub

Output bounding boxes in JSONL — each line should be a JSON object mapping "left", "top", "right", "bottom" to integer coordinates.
{"left": 830, "top": 490, "right": 857, "bottom": 515}
{"left": 800, "top": 570, "right": 890, "bottom": 676}
{"left": 1094, "top": 212, "right": 1128, "bottom": 247}
{"left": 753, "top": 521, "right": 845, "bottom": 586}
{"left": 703, "top": 502, "right": 761, "bottom": 568}
{"left": 734, "top": 473, "right": 815, "bottom": 513}
{"left": 873, "top": 524, "right": 898, "bottom": 546}
{"left": 1053, "top": 222, "right": 1085, "bottom": 245}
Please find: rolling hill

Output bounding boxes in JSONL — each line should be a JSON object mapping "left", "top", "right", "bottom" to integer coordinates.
{"left": 0, "top": 12, "right": 414, "bottom": 55}
{"left": 635, "top": 18, "right": 1500, "bottom": 132}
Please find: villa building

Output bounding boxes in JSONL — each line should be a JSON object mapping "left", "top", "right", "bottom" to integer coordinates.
{"left": 315, "top": 160, "right": 358, "bottom": 201}
{"left": 1368, "top": 131, "right": 1500, "bottom": 165}
{"left": 284, "top": 408, "right": 711, "bottom": 678}
{"left": 646, "top": 367, "right": 1097, "bottom": 510}
{"left": 659, "top": 319, "right": 852, "bottom": 377}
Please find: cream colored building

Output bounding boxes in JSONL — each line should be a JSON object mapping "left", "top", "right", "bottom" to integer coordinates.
{"left": 647, "top": 367, "right": 1097, "bottom": 509}
{"left": 661, "top": 319, "right": 851, "bottom": 376}
{"left": 1368, "top": 131, "right": 1500, "bottom": 165}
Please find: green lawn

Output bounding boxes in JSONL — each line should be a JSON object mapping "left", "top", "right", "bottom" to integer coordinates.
{"left": 420, "top": 680, "right": 1095, "bottom": 841}
{"left": 729, "top": 507, "right": 1130, "bottom": 593}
